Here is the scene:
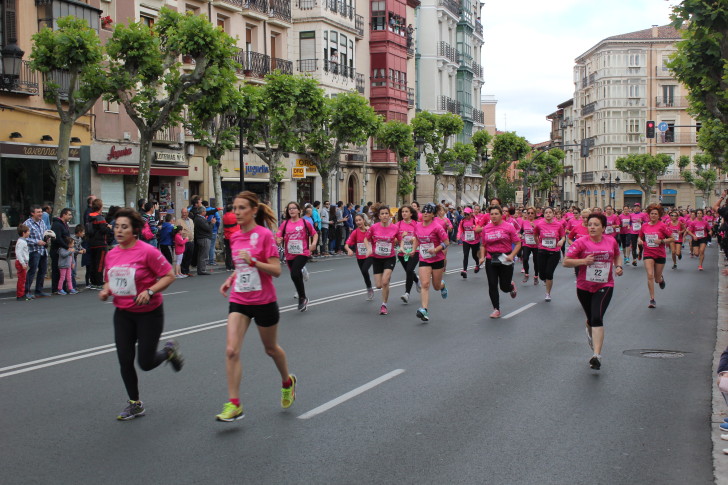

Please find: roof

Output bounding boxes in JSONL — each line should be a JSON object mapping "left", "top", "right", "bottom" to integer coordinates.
{"left": 604, "top": 25, "right": 681, "bottom": 42}
{"left": 557, "top": 99, "right": 574, "bottom": 109}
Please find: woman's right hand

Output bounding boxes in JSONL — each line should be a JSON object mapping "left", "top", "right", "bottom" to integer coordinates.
{"left": 99, "top": 288, "right": 110, "bottom": 301}
{"left": 220, "top": 276, "right": 232, "bottom": 297}
{"left": 346, "top": 249, "right": 354, "bottom": 257}
{"left": 584, "top": 254, "right": 595, "bottom": 266}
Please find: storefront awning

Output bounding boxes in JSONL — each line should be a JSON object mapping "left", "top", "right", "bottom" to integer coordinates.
{"left": 96, "top": 163, "right": 188, "bottom": 177}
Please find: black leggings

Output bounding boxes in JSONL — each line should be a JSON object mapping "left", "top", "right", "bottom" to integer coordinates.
{"left": 576, "top": 287, "right": 613, "bottom": 328}
{"left": 538, "top": 249, "right": 560, "bottom": 281}
{"left": 485, "top": 259, "right": 514, "bottom": 310}
{"left": 522, "top": 246, "right": 539, "bottom": 276}
{"left": 462, "top": 243, "right": 480, "bottom": 271}
{"left": 630, "top": 234, "right": 643, "bottom": 259}
{"left": 398, "top": 253, "right": 420, "bottom": 293}
{"left": 114, "top": 305, "right": 168, "bottom": 401}
{"left": 287, "top": 255, "right": 308, "bottom": 300}
{"left": 357, "top": 257, "right": 373, "bottom": 289}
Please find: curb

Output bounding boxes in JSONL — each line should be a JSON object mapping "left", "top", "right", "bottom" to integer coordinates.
{"left": 714, "top": 250, "right": 728, "bottom": 483}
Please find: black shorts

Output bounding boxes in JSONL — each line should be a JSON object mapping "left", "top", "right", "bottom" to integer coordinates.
{"left": 643, "top": 256, "right": 667, "bottom": 264}
{"left": 228, "top": 301, "right": 280, "bottom": 327}
{"left": 419, "top": 260, "right": 445, "bottom": 270}
{"left": 692, "top": 237, "right": 708, "bottom": 247}
{"left": 371, "top": 256, "right": 397, "bottom": 274}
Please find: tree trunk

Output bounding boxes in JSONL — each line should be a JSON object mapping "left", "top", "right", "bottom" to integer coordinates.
{"left": 136, "top": 133, "right": 153, "bottom": 203}
{"left": 433, "top": 173, "right": 441, "bottom": 203}
{"left": 320, "top": 167, "right": 331, "bottom": 203}
{"left": 455, "top": 173, "right": 464, "bottom": 208}
{"left": 52, "top": 120, "right": 73, "bottom": 216}
{"left": 212, "top": 163, "right": 224, "bottom": 207}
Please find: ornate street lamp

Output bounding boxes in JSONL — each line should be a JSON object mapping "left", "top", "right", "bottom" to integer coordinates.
{"left": 479, "top": 148, "right": 490, "bottom": 204}
{"left": 1, "top": 39, "right": 24, "bottom": 89}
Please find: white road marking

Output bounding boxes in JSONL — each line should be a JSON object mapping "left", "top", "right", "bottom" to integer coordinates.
{"left": 308, "top": 269, "right": 334, "bottom": 274}
{"left": 502, "top": 302, "right": 537, "bottom": 319}
{"left": 297, "top": 369, "right": 405, "bottom": 420}
{"left": 105, "top": 290, "right": 188, "bottom": 304}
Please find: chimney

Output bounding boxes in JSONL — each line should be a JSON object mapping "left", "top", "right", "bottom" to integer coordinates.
{"left": 652, "top": 25, "right": 659, "bottom": 38}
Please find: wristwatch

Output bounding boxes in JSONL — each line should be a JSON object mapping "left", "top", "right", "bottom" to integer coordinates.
{"left": 147, "top": 289, "right": 155, "bottom": 297}
{"left": 250, "top": 257, "right": 258, "bottom": 267}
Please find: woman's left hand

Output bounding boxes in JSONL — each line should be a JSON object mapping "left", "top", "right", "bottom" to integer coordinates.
{"left": 135, "top": 291, "right": 151, "bottom": 306}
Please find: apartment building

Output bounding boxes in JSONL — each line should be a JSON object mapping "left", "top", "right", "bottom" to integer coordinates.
{"left": 571, "top": 25, "right": 703, "bottom": 209}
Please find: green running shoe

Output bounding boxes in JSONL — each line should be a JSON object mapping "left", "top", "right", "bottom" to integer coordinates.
{"left": 281, "top": 374, "right": 297, "bottom": 409}
{"left": 440, "top": 282, "right": 448, "bottom": 299}
{"left": 216, "top": 401, "right": 244, "bottom": 422}
{"left": 117, "top": 400, "right": 145, "bottom": 421}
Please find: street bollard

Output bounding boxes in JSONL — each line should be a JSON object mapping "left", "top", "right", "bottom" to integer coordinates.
{"left": 0, "top": 268, "right": 4, "bottom": 286}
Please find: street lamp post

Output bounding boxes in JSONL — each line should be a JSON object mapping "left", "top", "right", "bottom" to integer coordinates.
{"left": 599, "top": 170, "right": 621, "bottom": 208}
{"left": 412, "top": 135, "right": 425, "bottom": 202}
{"left": 238, "top": 113, "right": 256, "bottom": 193}
{"left": 1, "top": 39, "right": 24, "bottom": 89}
{"left": 480, "top": 148, "right": 490, "bottom": 205}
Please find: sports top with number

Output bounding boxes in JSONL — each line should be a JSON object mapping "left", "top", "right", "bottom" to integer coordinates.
{"left": 476, "top": 213, "right": 490, "bottom": 227}
{"left": 229, "top": 225, "right": 279, "bottom": 305}
{"left": 533, "top": 220, "right": 565, "bottom": 252}
{"left": 605, "top": 214, "right": 620, "bottom": 237}
{"left": 413, "top": 220, "right": 449, "bottom": 263}
{"left": 345, "top": 227, "right": 369, "bottom": 260}
{"left": 566, "top": 236, "right": 619, "bottom": 292}
{"left": 520, "top": 219, "right": 538, "bottom": 248}
{"left": 619, "top": 214, "right": 633, "bottom": 234}
{"left": 667, "top": 221, "right": 684, "bottom": 242}
{"left": 104, "top": 240, "right": 172, "bottom": 312}
{"left": 629, "top": 212, "right": 649, "bottom": 234}
{"left": 568, "top": 223, "right": 589, "bottom": 241}
{"left": 276, "top": 218, "right": 316, "bottom": 260}
{"left": 688, "top": 219, "right": 712, "bottom": 239}
{"left": 396, "top": 219, "right": 418, "bottom": 255}
{"left": 480, "top": 221, "right": 520, "bottom": 259}
{"left": 365, "top": 222, "right": 400, "bottom": 258}
{"left": 638, "top": 221, "right": 672, "bottom": 259}
{"left": 457, "top": 217, "right": 480, "bottom": 245}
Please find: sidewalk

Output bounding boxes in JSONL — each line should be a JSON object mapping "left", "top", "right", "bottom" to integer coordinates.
{"left": 714, "top": 251, "right": 728, "bottom": 483}
{"left": 0, "top": 264, "right": 89, "bottom": 299}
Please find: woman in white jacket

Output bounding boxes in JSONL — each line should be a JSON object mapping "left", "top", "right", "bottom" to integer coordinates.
{"left": 15, "top": 224, "right": 30, "bottom": 300}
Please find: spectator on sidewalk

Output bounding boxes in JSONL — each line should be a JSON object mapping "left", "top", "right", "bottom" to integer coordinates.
{"left": 193, "top": 206, "right": 213, "bottom": 275}
{"left": 87, "top": 198, "right": 112, "bottom": 290}
{"left": 70, "top": 224, "right": 86, "bottom": 291}
{"left": 141, "top": 201, "right": 159, "bottom": 248}
{"left": 158, "top": 213, "right": 175, "bottom": 263}
{"left": 179, "top": 207, "right": 195, "bottom": 276}
{"left": 83, "top": 195, "right": 96, "bottom": 224}
{"left": 205, "top": 202, "right": 221, "bottom": 266}
{"left": 23, "top": 205, "right": 50, "bottom": 298}
{"left": 173, "top": 225, "right": 188, "bottom": 278}
{"left": 57, "top": 237, "right": 77, "bottom": 295}
{"left": 42, "top": 204, "right": 52, "bottom": 229}
{"left": 319, "top": 200, "right": 330, "bottom": 256}
{"left": 222, "top": 204, "right": 237, "bottom": 271}
{"left": 312, "top": 201, "right": 322, "bottom": 256}
{"left": 15, "top": 224, "right": 29, "bottom": 301}
{"left": 50, "top": 208, "right": 73, "bottom": 294}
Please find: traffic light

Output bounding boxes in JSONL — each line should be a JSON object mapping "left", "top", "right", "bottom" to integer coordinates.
{"left": 646, "top": 120, "right": 655, "bottom": 138}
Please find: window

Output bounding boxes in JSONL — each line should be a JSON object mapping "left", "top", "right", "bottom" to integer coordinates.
{"left": 299, "top": 31, "right": 316, "bottom": 70}
{"left": 626, "top": 119, "right": 639, "bottom": 133}
{"left": 627, "top": 53, "right": 641, "bottom": 67}
{"left": 101, "top": 0, "right": 116, "bottom": 19}
{"left": 141, "top": 15, "right": 154, "bottom": 27}
{"left": 217, "top": 15, "right": 228, "bottom": 32}
{"left": 662, "top": 85, "right": 675, "bottom": 105}
{"left": 104, "top": 99, "right": 119, "bottom": 113}
{"left": 185, "top": 4, "right": 199, "bottom": 15}
{"left": 371, "top": 1, "right": 385, "bottom": 30}
{"left": 37, "top": 0, "right": 101, "bottom": 31}
{"left": 627, "top": 84, "right": 640, "bottom": 98}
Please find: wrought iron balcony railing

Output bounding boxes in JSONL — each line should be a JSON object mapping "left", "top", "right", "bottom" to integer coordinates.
{"left": 219, "top": 0, "right": 243, "bottom": 7}
{"left": 355, "top": 14, "right": 364, "bottom": 36}
{"left": 437, "top": 41, "right": 459, "bottom": 63}
{"left": 43, "top": 69, "right": 78, "bottom": 100}
{"left": 271, "top": 57, "right": 293, "bottom": 75}
{"left": 438, "top": 95, "right": 460, "bottom": 115}
{"left": 0, "top": 60, "right": 39, "bottom": 95}
{"left": 233, "top": 50, "right": 271, "bottom": 78}
{"left": 269, "top": 0, "right": 292, "bottom": 22}
{"left": 471, "top": 61, "right": 483, "bottom": 78}
{"left": 407, "top": 87, "right": 414, "bottom": 107}
{"left": 297, "top": 58, "right": 318, "bottom": 72}
{"left": 581, "top": 101, "right": 597, "bottom": 116}
{"left": 437, "top": 0, "right": 460, "bottom": 17}
{"left": 356, "top": 72, "right": 365, "bottom": 93}
{"left": 655, "top": 96, "right": 687, "bottom": 108}
{"left": 472, "top": 108, "right": 485, "bottom": 124}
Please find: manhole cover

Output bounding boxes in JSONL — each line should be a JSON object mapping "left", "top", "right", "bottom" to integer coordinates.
{"left": 623, "top": 349, "right": 688, "bottom": 359}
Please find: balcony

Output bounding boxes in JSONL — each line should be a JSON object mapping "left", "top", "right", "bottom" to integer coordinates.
{"left": 233, "top": 50, "right": 271, "bottom": 78}
{"left": 271, "top": 57, "right": 293, "bottom": 75}
{"left": 657, "top": 132, "right": 697, "bottom": 144}
{"left": 437, "top": 41, "right": 459, "bottom": 63}
{"left": 655, "top": 96, "right": 688, "bottom": 108}
{"left": 437, "top": 0, "right": 461, "bottom": 17}
{"left": 471, "top": 61, "right": 483, "bottom": 79}
{"left": 296, "top": 0, "right": 315, "bottom": 8}
{"left": 356, "top": 72, "right": 365, "bottom": 94}
{"left": 154, "top": 125, "right": 183, "bottom": 144}
{"left": 0, "top": 60, "right": 39, "bottom": 95}
{"left": 216, "top": 0, "right": 243, "bottom": 9}
{"left": 472, "top": 107, "right": 485, "bottom": 124}
{"left": 475, "top": 21, "right": 483, "bottom": 37}
{"left": 269, "top": 0, "right": 292, "bottom": 23}
{"left": 355, "top": 14, "right": 364, "bottom": 37}
{"left": 407, "top": 88, "right": 414, "bottom": 107}
{"left": 655, "top": 66, "right": 674, "bottom": 77}
{"left": 297, "top": 58, "right": 318, "bottom": 72}
{"left": 43, "top": 69, "right": 78, "bottom": 100}
{"left": 246, "top": 0, "right": 269, "bottom": 15}
{"left": 323, "top": 59, "right": 355, "bottom": 79}
{"left": 438, "top": 95, "right": 460, "bottom": 115}
{"left": 588, "top": 73, "right": 596, "bottom": 85}
{"left": 581, "top": 171, "right": 594, "bottom": 183}
{"left": 581, "top": 101, "right": 597, "bottom": 117}
{"left": 324, "top": 0, "right": 354, "bottom": 18}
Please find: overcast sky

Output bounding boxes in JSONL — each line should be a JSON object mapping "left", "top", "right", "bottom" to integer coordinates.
{"left": 481, "top": 0, "right": 679, "bottom": 143}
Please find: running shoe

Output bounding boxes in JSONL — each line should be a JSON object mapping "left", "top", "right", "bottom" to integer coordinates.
{"left": 58, "top": 289, "right": 67, "bottom": 295}
{"left": 586, "top": 328, "right": 593, "bottom": 351}
{"left": 69, "top": 289, "right": 79, "bottom": 295}
{"left": 367, "top": 288, "right": 374, "bottom": 301}
{"left": 632, "top": 260, "right": 637, "bottom": 266}
{"left": 545, "top": 293, "right": 551, "bottom": 302}
{"left": 720, "top": 422, "right": 728, "bottom": 432}
{"left": 461, "top": 270, "right": 467, "bottom": 279}
{"left": 298, "top": 298, "right": 309, "bottom": 312}
{"left": 416, "top": 307, "right": 429, "bottom": 322}
{"left": 489, "top": 309, "right": 501, "bottom": 319}
{"left": 440, "top": 282, "right": 448, "bottom": 299}
{"left": 672, "top": 264, "right": 677, "bottom": 270}
{"left": 293, "top": 292, "right": 298, "bottom": 300}
{"left": 164, "top": 340, "right": 184, "bottom": 372}
{"left": 302, "top": 266, "right": 309, "bottom": 281}
{"left": 522, "top": 274, "right": 529, "bottom": 283}
{"left": 415, "top": 281, "right": 421, "bottom": 293}
{"left": 678, "top": 253, "right": 682, "bottom": 260}
{"left": 117, "top": 400, "right": 145, "bottom": 421}
{"left": 589, "top": 356, "right": 601, "bottom": 370}
{"left": 624, "top": 257, "right": 630, "bottom": 264}
{"left": 401, "top": 293, "right": 409, "bottom": 304}
{"left": 520, "top": 267, "right": 525, "bottom": 273}
{"left": 648, "top": 299, "right": 656, "bottom": 308}
{"left": 699, "top": 266, "right": 704, "bottom": 271}
{"left": 281, "top": 374, "right": 297, "bottom": 409}
{"left": 216, "top": 401, "right": 244, "bottom": 422}
{"left": 659, "top": 277, "right": 666, "bottom": 290}
{"left": 35, "top": 291, "right": 51, "bottom": 297}
{"left": 533, "top": 276, "right": 539, "bottom": 286}
{"left": 474, "top": 264, "right": 480, "bottom": 274}
{"left": 380, "top": 304, "right": 388, "bottom": 315}
{"left": 509, "top": 281, "right": 517, "bottom": 299}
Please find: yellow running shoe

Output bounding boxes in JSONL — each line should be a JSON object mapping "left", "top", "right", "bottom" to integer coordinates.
{"left": 216, "top": 401, "right": 244, "bottom": 422}
{"left": 281, "top": 374, "right": 297, "bottom": 409}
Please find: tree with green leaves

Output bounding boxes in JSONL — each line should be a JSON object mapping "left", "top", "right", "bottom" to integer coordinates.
{"left": 106, "top": 8, "right": 239, "bottom": 201}
{"left": 304, "top": 92, "right": 382, "bottom": 203}
{"left": 517, "top": 148, "right": 565, "bottom": 206}
{"left": 678, "top": 153, "right": 717, "bottom": 203}
{"left": 443, "top": 142, "right": 477, "bottom": 208}
{"left": 479, "top": 132, "right": 530, "bottom": 204}
{"left": 615, "top": 153, "right": 673, "bottom": 204}
{"left": 669, "top": 2, "right": 728, "bottom": 165}
{"left": 492, "top": 172, "right": 518, "bottom": 206}
{"left": 30, "top": 16, "right": 107, "bottom": 216}
{"left": 376, "top": 121, "right": 414, "bottom": 206}
{"left": 411, "top": 111, "right": 464, "bottom": 201}
{"left": 237, "top": 73, "right": 327, "bottom": 216}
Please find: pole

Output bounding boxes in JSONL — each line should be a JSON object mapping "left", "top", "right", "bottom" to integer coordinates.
{"left": 239, "top": 119, "right": 246, "bottom": 193}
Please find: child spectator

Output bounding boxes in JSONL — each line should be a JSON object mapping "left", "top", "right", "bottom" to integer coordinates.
{"left": 15, "top": 224, "right": 30, "bottom": 301}
{"left": 57, "top": 236, "right": 77, "bottom": 295}
{"left": 173, "top": 225, "right": 188, "bottom": 278}
{"left": 159, "top": 213, "right": 175, "bottom": 263}
{"left": 71, "top": 224, "right": 86, "bottom": 291}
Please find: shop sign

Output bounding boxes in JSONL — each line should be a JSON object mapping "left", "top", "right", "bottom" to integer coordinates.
{"left": 107, "top": 145, "right": 133, "bottom": 161}
{"left": 292, "top": 167, "right": 306, "bottom": 179}
{"left": 296, "top": 159, "right": 317, "bottom": 173}
{"left": 0, "top": 143, "right": 80, "bottom": 160}
{"left": 245, "top": 164, "right": 269, "bottom": 177}
{"left": 155, "top": 152, "right": 186, "bottom": 163}
{"left": 91, "top": 143, "right": 139, "bottom": 162}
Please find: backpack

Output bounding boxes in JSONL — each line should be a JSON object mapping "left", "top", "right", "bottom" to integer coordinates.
{"left": 141, "top": 220, "right": 155, "bottom": 241}
{"left": 281, "top": 218, "right": 312, "bottom": 245}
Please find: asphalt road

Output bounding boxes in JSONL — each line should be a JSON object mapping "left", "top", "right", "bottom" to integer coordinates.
{"left": 0, "top": 246, "right": 717, "bottom": 485}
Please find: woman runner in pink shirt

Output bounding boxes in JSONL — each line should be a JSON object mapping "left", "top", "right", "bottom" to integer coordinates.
{"left": 217, "top": 192, "right": 296, "bottom": 422}
{"left": 395, "top": 205, "right": 421, "bottom": 303}
{"left": 533, "top": 207, "right": 566, "bottom": 302}
{"left": 687, "top": 208, "right": 712, "bottom": 270}
{"left": 563, "top": 212, "right": 623, "bottom": 371}
{"left": 276, "top": 202, "right": 318, "bottom": 312}
{"left": 365, "top": 205, "right": 401, "bottom": 315}
{"left": 619, "top": 206, "right": 632, "bottom": 263}
{"left": 345, "top": 213, "right": 374, "bottom": 300}
{"left": 667, "top": 210, "right": 685, "bottom": 269}
{"left": 412, "top": 203, "right": 450, "bottom": 321}
{"left": 638, "top": 204, "right": 674, "bottom": 308}
{"left": 457, "top": 207, "right": 481, "bottom": 278}
{"left": 520, "top": 207, "right": 540, "bottom": 285}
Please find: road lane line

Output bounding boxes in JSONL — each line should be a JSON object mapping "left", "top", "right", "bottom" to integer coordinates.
{"left": 308, "top": 269, "right": 334, "bottom": 274}
{"left": 297, "top": 369, "right": 405, "bottom": 419}
{"left": 502, "top": 302, "right": 537, "bottom": 319}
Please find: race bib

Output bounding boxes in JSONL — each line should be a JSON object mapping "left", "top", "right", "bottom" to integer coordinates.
{"left": 645, "top": 234, "right": 658, "bottom": 248}
{"left": 375, "top": 240, "right": 392, "bottom": 256}
{"left": 542, "top": 238, "right": 557, "bottom": 249}
{"left": 287, "top": 239, "right": 304, "bottom": 255}
{"left": 672, "top": 231, "right": 680, "bottom": 240}
{"left": 622, "top": 220, "right": 630, "bottom": 227}
{"left": 605, "top": 226, "right": 614, "bottom": 234}
{"left": 464, "top": 230, "right": 475, "bottom": 242}
{"left": 234, "top": 265, "right": 262, "bottom": 293}
{"left": 108, "top": 267, "right": 137, "bottom": 296}
{"left": 696, "top": 230, "right": 705, "bottom": 238}
{"left": 585, "top": 261, "right": 610, "bottom": 283}
{"left": 419, "top": 242, "right": 434, "bottom": 259}
{"left": 524, "top": 234, "right": 536, "bottom": 245}
{"left": 357, "top": 242, "right": 367, "bottom": 256}
{"left": 632, "top": 222, "right": 642, "bottom": 232}
{"left": 402, "top": 236, "right": 414, "bottom": 252}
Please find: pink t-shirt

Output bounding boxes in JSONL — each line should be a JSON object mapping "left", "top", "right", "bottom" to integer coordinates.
{"left": 639, "top": 222, "right": 672, "bottom": 259}
{"left": 566, "top": 236, "right": 620, "bottom": 292}
{"left": 619, "top": 214, "right": 632, "bottom": 234}
{"left": 396, "top": 219, "right": 418, "bottom": 255}
{"left": 458, "top": 217, "right": 480, "bottom": 245}
{"left": 688, "top": 219, "right": 712, "bottom": 239}
{"left": 605, "top": 215, "right": 620, "bottom": 237}
{"left": 105, "top": 240, "right": 172, "bottom": 312}
{"left": 436, "top": 216, "right": 453, "bottom": 232}
{"left": 229, "top": 225, "right": 279, "bottom": 305}
{"left": 277, "top": 218, "right": 315, "bottom": 260}
{"left": 629, "top": 212, "right": 649, "bottom": 233}
{"left": 174, "top": 233, "right": 188, "bottom": 255}
{"left": 365, "top": 222, "right": 400, "bottom": 258}
{"left": 533, "top": 220, "right": 565, "bottom": 252}
{"left": 414, "top": 221, "right": 449, "bottom": 263}
{"left": 481, "top": 221, "right": 520, "bottom": 258}
{"left": 520, "top": 219, "right": 538, "bottom": 248}
{"left": 569, "top": 224, "right": 589, "bottom": 241}
{"left": 667, "top": 221, "right": 685, "bottom": 242}
{"left": 476, "top": 213, "right": 490, "bottom": 227}
{"left": 346, "top": 227, "right": 369, "bottom": 260}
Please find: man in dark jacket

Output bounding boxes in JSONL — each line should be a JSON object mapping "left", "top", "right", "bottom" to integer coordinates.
{"left": 87, "top": 198, "right": 112, "bottom": 289}
{"left": 50, "top": 208, "right": 73, "bottom": 294}
{"left": 193, "top": 206, "right": 213, "bottom": 275}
